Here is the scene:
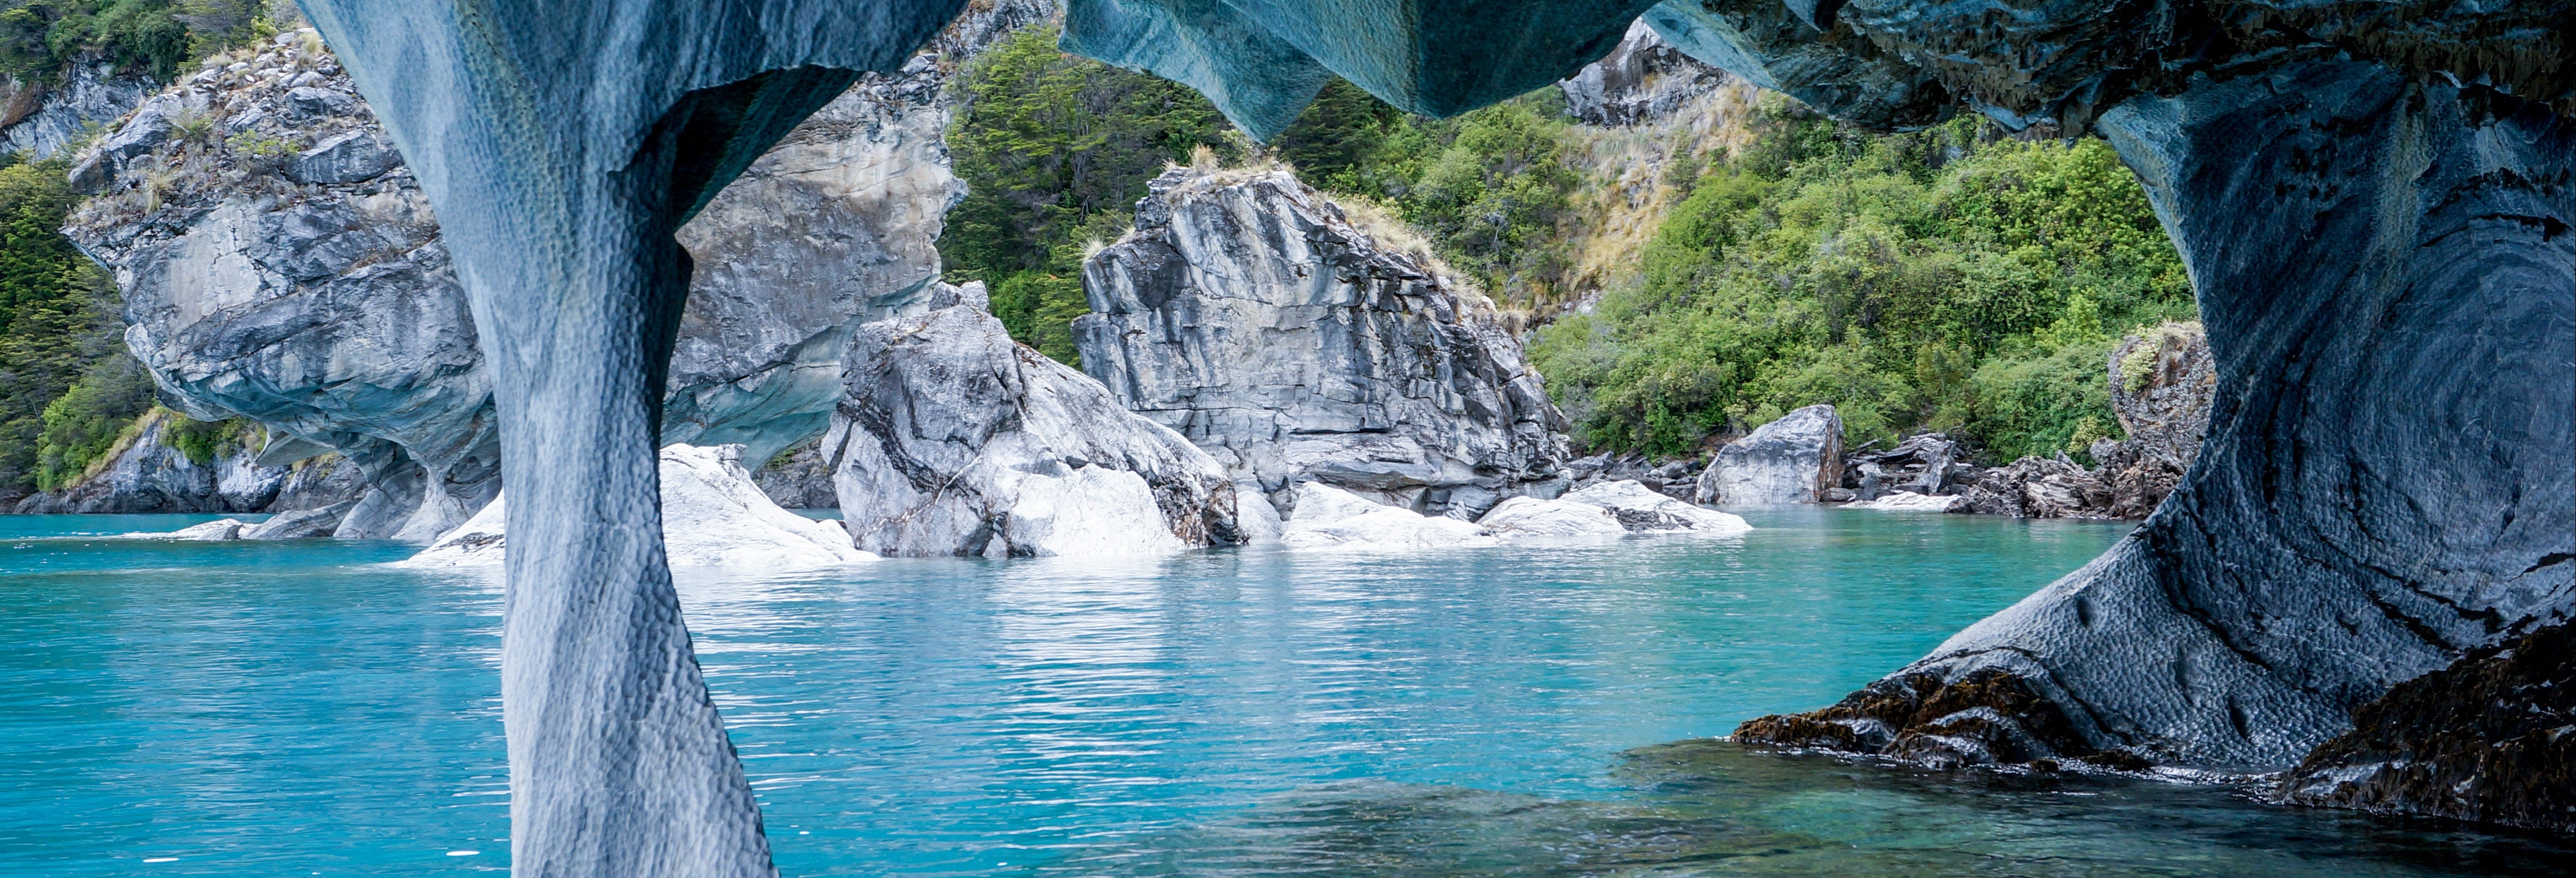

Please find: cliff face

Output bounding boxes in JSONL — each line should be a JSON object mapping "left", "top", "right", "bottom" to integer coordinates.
{"left": 10, "top": 408, "right": 364, "bottom": 516}
{"left": 0, "top": 62, "right": 155, "bottom": 160}
{"left": 57, "top": 10, "right": 1040, "bottom": 536}
{"left": 1074, "top": 167, "right": 1570, "bottom": 518}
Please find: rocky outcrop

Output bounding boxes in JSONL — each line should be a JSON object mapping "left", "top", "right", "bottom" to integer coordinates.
{"left": 1559, "top": 479, "right": 1750, "bottom": 533}
{"left": 2090, "top": 322, "right": 2214, "bottom": 519}
{"left": 1076, "top": 166, "right": 1570, "bottom": 519}
{"left": 1951, "top": 456, "right": 2111, "bottom": 519}
{"left": 0, "top": 62, "right": 155, "bottom": 160}
{"left": 1694, "top": 404, "right": 1841, "bottom": 505}
{"left": 827, "top": 303, "right": 1240, "bottom": 558}
{"left": 399, "top": 444, "right": 872, "bottom": 569}
{"left": 12, "top": 408, "right": 365, "bottom": 515}
{"left": 1558, "top": 20, "right": 1733, "bottom": 126}
{"left": 1842, "top": 433, "right": 1963, "bottom": 502}
{"left": 750, "top": 440, "right": 838, "bottom": 510}
{"left": 60, "top": 13, "right": 1042, "bottom": 535}
{"left": 2276, "top": 623, "right": 2575, "bottom": 833}
{"left": 1279, "top": 481, "right": 1497, "bottom": 551}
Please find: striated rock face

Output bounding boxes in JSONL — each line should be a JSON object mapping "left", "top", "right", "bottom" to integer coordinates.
{"left": 1558, "top": 20, "right": 1733, "bottom": 126}
{"left": 2092, "top": 321, "right": 2214, "bottom": 518}
{"left": 828, "top": 304, "right": 1240, "bottom": 558}
{"left": 399, "top": 444, "right": 872, "bottom": 569}
{"left": 12, "top": 408, "right": 364, "bottom": 515}
{"left": 2276, "top": 623, "right": 2574, "bottom": 833}
{"left": 750, "top": 440, "right": 839, "bottom": 510}
{"left": 1695, "top": 404, "right": 1841, "bottom": 505}
{"left": 1842, "top": 432, "right": 1964, "bottom": 502}
{"left": 1952, "top": 455, "right": 2111, "bottom": 519}
{"left": 1075, "top": 167, "right": 1570, "bottom": 519}
{"left": 62, "top": 13, "right": 1040, "bottom": 535}
{"left": 0, "top": 62, "right": 155, "bottom": 160}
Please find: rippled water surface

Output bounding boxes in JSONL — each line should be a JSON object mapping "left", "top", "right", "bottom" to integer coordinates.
{"left": 4, "top": 509, "right": 2566, "bottom": 875}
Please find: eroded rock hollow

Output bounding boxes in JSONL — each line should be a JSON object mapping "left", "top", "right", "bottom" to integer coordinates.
{"left": 287, "top": 0, "right": 2572, "bottom": 867}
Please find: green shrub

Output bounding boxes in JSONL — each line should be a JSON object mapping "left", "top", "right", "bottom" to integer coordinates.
{"left": 0, "top": 0, "right": 282, "bottom": 83}
{"left": 1526, "top": 109, "right": 2194, "bottom": 459}
{"left": 162, "top": 410, "right": 239, "bottom": 465}
{"left": 936, "top": 24, "right": 1237, "bottom": 362}
{"left": 32, "top": 351, "right": 150, "bottom": 489}
{"left": 0, "top": 156, "right": 120, "bottom": 497}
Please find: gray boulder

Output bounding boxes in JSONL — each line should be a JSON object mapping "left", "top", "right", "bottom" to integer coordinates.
{"left": 827, "top": 304, "right": 1240, "bottom": 557}
{"left": 1075, "top": 166, "right": 1570, "bottom": 518}
{"left": 1695, "top": 404, "right": 1842, "bottom": 504}
{"left": 11, "top": 408, "right": 365, "bottom": 515}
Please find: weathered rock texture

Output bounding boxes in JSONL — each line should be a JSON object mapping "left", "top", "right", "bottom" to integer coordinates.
{"left": 10, "top": 408, "right": 364, "bottom": 515}
{"left": 1737, "top": 53, "right": 2572, "bottom": 841}
{"left": 1, "top": 62, "right": 155, "bottom": 159}
{"left": 400, "top": 444, "right": 872, "bottom": 570}
{"left": 61, "top": 10, "right": 1044, "bottom": 536}
{"left": 1558, "top": 20, "right": 1735, "bottom": 127}
{"left": 1695, "top": 404, "right": 1841, "bottom": 505}
{"left": 294, "top": 0, "right": 971, "bottom": 872}
{"left": 1951, "top": 455, "right": 2113, "bottom": 519}
{"left": 1842, "top": 432, "right": 1963, "bottom": 502}
{"left": 828, "top": 303, "right": 1240, "bottom": 558}
{"left": 2276, "top": 623, "right": 2575, "bottom": 833}
{"left": 1075, "top": 166, "right": 1570, "bottom": 519}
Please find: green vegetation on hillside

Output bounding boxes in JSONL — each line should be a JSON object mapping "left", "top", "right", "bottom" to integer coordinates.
{"left": 0, "top": 0, "right": 285, "bottom": 83}
{"left": 0, "top": 156, "right": 143, "bottom": 499}
{"left": 936, "top": 24, "right": 1239, "bottom": 364}
{"left": 1527, "top": 106, "right": 2192, "bottom": 459}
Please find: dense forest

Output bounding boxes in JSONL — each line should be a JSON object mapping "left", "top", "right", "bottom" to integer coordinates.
{"left": 0, "top": 1, "right": 277, "bottom": 501}
{"left": 937, "top": 27, "right": 2193, "bottom": 463}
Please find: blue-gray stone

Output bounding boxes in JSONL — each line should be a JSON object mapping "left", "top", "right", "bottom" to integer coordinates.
{"left": 291, "top": 2, "right": 963, "bottom": 875}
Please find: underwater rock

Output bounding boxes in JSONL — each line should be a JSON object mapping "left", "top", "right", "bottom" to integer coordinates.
{"left": 1075, "top": 166, "right": 1569, "bottom": 518}
{"left": 828, "top": 304, "right": 1239, "bottom": 558}
{"left": 1696, "top": 404, "right": 1842, "bottom": 505}
{"left": 399, "top": 444, "right": 872, "bottom": 570}
{"left": 2276, "top": 623, "right": 2575, "bottom": 833}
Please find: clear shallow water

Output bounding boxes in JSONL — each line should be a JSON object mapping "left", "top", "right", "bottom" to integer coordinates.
{"left": 3, "top": 509, "right": 2565, "bottom": 876}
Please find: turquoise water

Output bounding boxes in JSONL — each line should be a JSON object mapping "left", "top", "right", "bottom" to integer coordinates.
{"left": 4, "top": 510, "right": 2566, "bottom": 875}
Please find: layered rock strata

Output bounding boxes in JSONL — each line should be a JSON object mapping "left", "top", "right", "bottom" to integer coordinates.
{"left": 827, "top": 303, "right": 1242, "bottom": 558}
{"left": 1695, "top": 404, "right": 1842, "bottom": 505}
{"left": 1724, "top": 43, "right": 2573, "bottom": 834}
{"left": 1075, "top": 166, "right": 1570, "bottom": 519}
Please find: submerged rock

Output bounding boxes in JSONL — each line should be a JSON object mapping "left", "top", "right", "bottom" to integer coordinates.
{"left": 1076, "top": 166, "right": 1570, "bottom": 518}
{"left": 1696, "top": 404, "right": 1842, "bottom": 505}
{"left": 828, "top": 304, "right": 1239, "bottom": 558}
{"left": 399, "top": 444, "right": 872, "bottom": 569}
